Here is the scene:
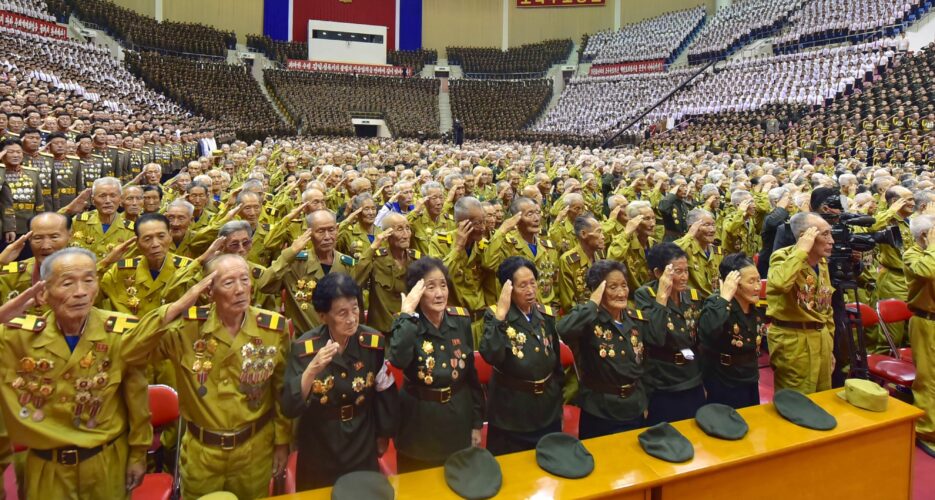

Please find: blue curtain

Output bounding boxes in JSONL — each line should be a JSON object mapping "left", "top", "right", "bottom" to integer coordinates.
{"left": 398, "top": 0, "right": 422, "bottom": 50}
{"left": 264, "top": 0, "right": 290, "bottom": 41}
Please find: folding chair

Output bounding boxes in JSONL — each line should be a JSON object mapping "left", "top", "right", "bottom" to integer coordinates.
{"left": 876, "top": 298, "right": 913, "bottom": 361}
{"left": 132, "top": 385, "right": 181, "bottom": 500}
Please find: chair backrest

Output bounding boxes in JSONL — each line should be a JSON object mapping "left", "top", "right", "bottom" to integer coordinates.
{"left": 759, "top": 279, "right": 768, "bottom": 300}
{"left": 474, "top": 352, "right": 493, "bottom": 385}
{"left": 877, "top": 299, "right": 913, "bottom": 324}
{"left": 559, "top": 341, "right": 574, "bottom": 368}
{"left": 845, "top": 302, "right": 879, "bottom": 328}
{"left": 148, "top": 384, "right": 179, "bottom": 428}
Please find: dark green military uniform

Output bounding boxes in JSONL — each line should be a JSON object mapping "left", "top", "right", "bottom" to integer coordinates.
{"left": 635, "top": 281, "right": 706, "bottom": 425}
{"left": 78, "top": 154, "right": 109, "bottom": 189}
{"left": 281, "top": 325, "right": 399, "bottom": 491}
{"left": 698, "top": 295, "right": 763, "bottom": 409}
{"left": 2, "top": 166, "right": 44, "bottom": 235}
{"left": 556, "top": 301, "right": 648, "bottom": 438}
{"left": 387, "top": 308, "right": 483, "bottom": 471}
{"left": 479, "top": 304, "right": 563, "bottom": 455}
{"left": 658, "top": 193, "right": 691, "bottom": 241}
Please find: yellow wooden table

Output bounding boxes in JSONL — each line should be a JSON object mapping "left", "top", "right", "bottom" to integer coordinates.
{"left": 271, "top": 390, "right": 922, "bottom": 499}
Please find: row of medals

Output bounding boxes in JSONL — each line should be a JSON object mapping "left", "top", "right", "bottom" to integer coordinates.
{"left": 418, "top": 340, "right": 467, "bottom": 385}
{"left": 6, "top": 173, "right": 36, "bottom": 203}
{"left": 594, "top": 324, "right": 644, "bottom": 363}
{"left": 311, "top": 371, "right": 376, "bottom": 406}
{"left": 295, "top": 279, "right": 316, "bottom": 311}
{"left": 13, "top": 349, "right": 111, "bottom": 427}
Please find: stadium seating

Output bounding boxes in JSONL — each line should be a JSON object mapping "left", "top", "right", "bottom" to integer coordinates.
{"left": 247, "top": 34, "right": 308, "bottom": 64}
{"left": 447, "top": 39, "right": 572, "bottom": 77}
{"left": 582, "top": 6, "right": 705, "bottom": 65}
{"left": 65, "top": 0, "right": 235, "bottom": 57}
{"left": 264, "top": 70, "right": 439, "bottom": 138}
{"left": 127, "top": 52, "right": 292, "bottom": 141}
{"left": 686, "top": 0, "right": 804, "bottom": 64}
{"left": 0, "top": 0, "right": 56, "bottom": 21}
{"left": 450, "top": 79, "right": 551, "bottom": 141}
{"left": 387, "top": 49, "right": 438, "bottom": 76}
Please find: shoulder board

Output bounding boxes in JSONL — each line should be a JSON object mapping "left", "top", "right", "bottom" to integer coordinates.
{"left": 118, "top": 258, "right": 140, "bottom": 269}
{"left": 185, "top": 306, "right": 210, "bottom": 320}
{"left": 66, "top": 155, "right": 80, "bottom": 160}
{"left": 689, "top": 289, "right": 701, "bottom": 301}
{"left": 265, "top": 207, "right": 278, "bottom": 216}
{"left": 537, "top": 304, "right": 555, "bottom": 317}
{"left": 173, "top": 256, "right": 194, "bottom": 268}
{"left": 340, "top": 254, "right": 356, "bottom": 266}
{"left": 566, "top": 252, "right": 581, "bottom": 264}
{"left": 712, "top": 245, "right": 722, "bottom": 255}
{"left": 92, "top": 154, "right": 104, "bottom": 159}
{"left": 256, "top": 311, "right": 286, "bottom": 332}
{"left": 628, "top": 308, "right": 646, "bottom": 321}
{"left": 446, "top": 306, "right": 470, "bottom": 317}
{"left": 39, "top": 152, "right": 53, "bottom": 157}
{"left": 76, "top": 212, "right": 92, "bottom": 222}
{"left": 376, "top": 248, "right": 389, "bottom": 257}
{"left": 541, "top": 238, "right": 554, "bottom": 249}
{"left": 488, "top": 305, "right": 498, "bottom": 314}
{"left": 21, "top": 166, "right": 37, "bottom": 172}
{"left": 296, "top": 251, "right": 309, "bottom": 261}
{"left": 436, "top": 232, "right": 453, "bottom": 244}
{"left": 294, "top": 337, "right": 325, "bottom": 357}
{"left": 0, "top": 261, "right": 27, "bottom": 274}
{"left": 409, "top": 249, "right": 422, "bottom": 259}
{"left": 647, "top": 286, "right": 657, "bottom": 298}
{"left": 252, "top": 266, "right": 263, "bottom": 279}
{"left": 123, "top": 220, "right": 135, "bottom": 230}
{"left": 358, "top": 332, "right": 385, "bottom": 350}
{"left": 104, "top": 314, "right": 139, "bottom": 334}
{"left": 107, "top": 145, "right": 118, "bottom": 149}
{"left": 477, "top": 239, "right": 488, "bottom": 250}
{"left": 5, "top": 315, "right": 46, "bottom": 332}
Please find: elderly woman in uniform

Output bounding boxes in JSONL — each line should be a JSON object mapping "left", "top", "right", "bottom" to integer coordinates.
{"left": 480, "top": 257, "right": 563, "bottom": 455}
{"left": 388, "top": 257, "right": 484, "bottom": 472}
{"left": 635, "top": 242, "right": 706, "bottom": 425}
{"left": 557, "top": 260, "right": 649, "bottom": 439}
{"left": 336, "top": 192, "right": 380, "bottom": 260}
{"left": 281, "top": 272, "right": 398, "bottom": 491}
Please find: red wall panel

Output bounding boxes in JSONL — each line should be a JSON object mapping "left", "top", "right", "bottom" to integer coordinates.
{"left": 292, "top": 0, "right": 396, "bottom": 50}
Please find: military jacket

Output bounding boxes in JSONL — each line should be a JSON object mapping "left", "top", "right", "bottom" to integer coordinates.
{"left": 429, "top": 233, "right": 494, "bottom": 313}
{"left": 765, "top": 247, "right": 834, "bottom": 327}
{"left": 2, "top": 166, "right": 44, "bottom": 234}
{"left": 356, "top": 246, "right": 420, "bottom": 333}
{"left": 558, "top": 243, "right": 603, "bottom": 313}
{"left": 484, "top": 229, "right": 560, "bottom": 308}
{"left": 634, "top": 281, "right": 704, "bottom": 392}
{"left": 70, "top": 211, "right": 135, "bottom": 260}
{"left": 904, "top": 245, "right": 935, "bottom": 313}
{"left": 100, "top": 254, "right": 199, "bottom": 316}
{"left": 698, "top": 296, "right": 763, "bottom": 386}
{"left": 674, "top": 234, "right": 723, "bottom": 297}
{"left": 336, "top": 221, "right": 380, "bottom": 261}
{"left": 607, "top": 232, "right": 657, "bottom": 296}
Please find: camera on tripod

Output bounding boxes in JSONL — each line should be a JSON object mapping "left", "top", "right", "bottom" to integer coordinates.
{"left": 821, "top": 198, "right": 902, "bottom": 289}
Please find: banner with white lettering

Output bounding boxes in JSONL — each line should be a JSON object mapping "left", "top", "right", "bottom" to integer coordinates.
{"left": 286, "top": 59, "right": 413, "bottom": 77}
{"left": 588, "top": 59, "right": 665, "bottom": 77}
{"left": 0, "top": 11, "right": 67, "bottom": 40}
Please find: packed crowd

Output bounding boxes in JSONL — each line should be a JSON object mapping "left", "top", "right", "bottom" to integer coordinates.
{"left": 0, "top": 0, "right": 56, "bottom": 21}
{"left": 774, "top": 0, "right": 926, "bottom": 52}
{"left": 450, "top": 79, "right": 552, "bottom": 141}
{"left": 65, "top": 0, "right": 236, "bottom": 56}
{"left": 686, "top": 0, "right": 803, "bottom": 64}
{"left": 127, "top": 52, "right": 292, "bottom": 142}
{"left": 264, "top": 70, "right": 440, "bottom": 139}
{"left": 386, "top": 49, "right": 438, "bottom": 76}
{"left": 447, "top": 39, "right": 573, "bottom": 76}
{"left": 246, "top": 34, "right": 308, "bottom": 64}
{"left": 582, "top": 6, "right": 705, "bottom": 65}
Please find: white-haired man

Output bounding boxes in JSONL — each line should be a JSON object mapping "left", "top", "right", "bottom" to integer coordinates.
{"left": 71, "top": 177, "right": 135, "bottom": 259}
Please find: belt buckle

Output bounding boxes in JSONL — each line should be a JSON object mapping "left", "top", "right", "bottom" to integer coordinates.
{"left": 219, "top": 434, "right": 237, "bottom": 450}
{"left": 532, "top": 382, "right": 545, "bottom": 395}
{"left": 340, "top": 405, "right": 354, "bottom": 422}
{"left": 674, "top": 352, "right": 686, "bottom": 365}
{"left": 58, "top": 449, "right": 79, "bottom": 466}
{"left": 619, "top": 384, "right": 633, "bottom": 398}
{"left": 720, "top": 353, "right": 732, "bottom": 366}
{"left": 439, "top": 387, "right": 452, "bottom": 404}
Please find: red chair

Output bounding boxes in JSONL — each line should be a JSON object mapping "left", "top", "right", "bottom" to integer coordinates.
{"left": 559, "top": 342, "right": 574, "bottom": 368}
{"left": 558, "top": 341, "right": 580, "bottom": 438}
{"left": 759, "top": 279, "right": 768, "bottom": 300}
{"left": 849, "top": 302, "right": 916, "bottom": 399}
{"left": 268, "top": 451, "right": 298, "bottom": 496}
{"left": 132, "top": 385, "right": 180, "bottom": 500}
{"left": 473, "top": 352, "right": 493, "bottom": 385}
{"left": 877, "top": 299, "right": 913, "bottom": 361}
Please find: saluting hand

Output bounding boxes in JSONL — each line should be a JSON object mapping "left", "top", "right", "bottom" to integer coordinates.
{"left": 926, "top": 226, "right": 935, "bottom": 251}
{"left": 196, "top": 236, "right": 227, "bottom": 265}
{"left": 306, "top": 340, "right": 340, "bottom": 376}
{"left": 164, "top": 272, "right": 216, "bottom": 325}
{"left": 285, "top": 201, "right": 310, "bottom": 221}
{"left": 624, "top": 214, "right": 643, "bottom": 236}
{"left": 795, "top": 226, "right": 820, "bottom": 254}
{"left": 370, "top": 228, "right": 394, "bottom": 251}
{"left": 0, "top": 231, "right": 31, "bottom": 265}
{"left": 656, "top": 264, "right": 675, "bottom": 306}
{"left": 495, "top": 280, "right": 512, "bottom": 321}
{"left": 290, "top": 228, "right": 314, "bottom": 253}
{"left": 100, "top": 238, "right": 136, "bottom": 269}
{"left": 0, "top": 281, "right": 44, "bottom": 323}
{"left": 453, "top": 220, "right": 473, "bottom": 250}
{"left": 889, "top": 197, "right": 908, "bottom": 213}
{"left": 589, "top": 280, "right": 606, "bottom": 307}
{"left": 400, "top": 279, "right": 425, "bottom": 315}
{"left": 687, "top": 219, "right": 704, "bottom": 239}
{"left": 223, "top": 203, "right": 244, "bottom": 222}
{"left": 719, "top": 270, "right": 741, "bottom": 302}
{"left": 499, "top": 213, "right": 521, "bottom": 234}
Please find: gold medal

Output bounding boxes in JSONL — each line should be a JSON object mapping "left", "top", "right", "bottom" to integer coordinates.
{"left": 19, "top": 357, "right": 36, "bottom": 373}
{"left": 608, "top": 349, "right": 616, "bottom": 358}
{"left": 424, "top": 375, "right": 434, "bottom": 385}
{"left": 300, "top": 303, "right": 309, "bottom": 311}
{"left": 421, "top": 341, "right": 434, "bottom": 354}
{"left": 599, "top": 348, "right": 607, "bottom": 358}
{"left": 320, "top": 395, "right": 329, "bottom": 405}
{"left": 733, "top": 324, "right": 741, "bottom": 334}
{"left": 351, "top": 377, "right": 365, "bottom": 392}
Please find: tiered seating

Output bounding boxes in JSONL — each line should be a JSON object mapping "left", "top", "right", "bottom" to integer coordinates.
{"left": 387, "top": 49, "right": 438, "bottom": 75}
{"left": 65, "top": 0, "right": 235, "bottom": 56}
{"left": 246, "top": 35, "right": 308, "bottom": 63}
{"left": 774, "top": 0, "right": 927, "bottom": 53}
{"left": 686, "top": 0, "right": 803, "bottom": 64}
{"left": 583, "top": 6, "right": 705, "bottom": 65}
{"left": 533, "top": 69, "right": 696, "bottom": 137}
{"left": 127, "top": 52, "right": 292, "bottom": 141}
{"left": 264, "top": 70, "right": 439, "bottom": 138}
{"left": 449, "top": 79, "right": 551, "bottom": 141}
{"left": 447, "top": 39, "right": 572, "bottom": 77}
{"left": 0, "top": 28, "right": 193, "bottom": 125}
{"left": 0, "top": 0, "right": 56, "bottom": 21}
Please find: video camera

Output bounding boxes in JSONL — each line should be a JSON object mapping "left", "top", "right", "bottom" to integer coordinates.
{"left": 820, "top": 197, "right": 902, "bottom": 289}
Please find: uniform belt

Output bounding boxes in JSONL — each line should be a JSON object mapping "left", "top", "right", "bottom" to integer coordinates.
{"left": 186, "top": 411, "right": 273, "bottom": 450}
{"left": 32, "top": 437, "right": 119, "bottom": 466}
{"left": 909, "top": 307, "right": 935, "bottom": 321}
{"left": 770, "top": 319, "right": 824, "bottom": 330}
{"left": 646, "top": 345, "right": 696, "bottom": 365}
{"left": 700, "top": 345, "right": 758, "bottom": 367}
{"left": 59, "top": 187, "right": 76, "bottom": 195}
{"left": 583, "top": 379, "right": 638, "bottom": 398}
{"left": 321, "top": 403, "right": 367, "bottom": 422}
{"left": 406, "top": 381, "right": 464, "bottom": 404}
{"left": 13, "top": 203, "right": 34, "bottom": 210}
{"left": 492, "top": 368, "right": 552, "bottom": 395}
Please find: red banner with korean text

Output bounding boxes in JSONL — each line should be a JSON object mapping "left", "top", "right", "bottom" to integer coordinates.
{"left": 517, "top": 0, "right": 605, "bottom": 7}
{"left": 588, "top": 59, "right": 666, "bottom": 77}
{"left": 286, "top": 59, "right": 413, "bottom": 77}
{"left": 0, "top": 11, "right": 67, "bottom": 40}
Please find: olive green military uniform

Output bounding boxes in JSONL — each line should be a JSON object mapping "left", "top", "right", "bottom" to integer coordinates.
{"left": 387, "top": 308, "right": 483, "bottom": 470}
{"left": 355, "top": 246, "right": 420, "bottom": 333}
{"left": 720, "top": 208, "right": 762, "bottom": 256}
{"left": 129, "top": 305, "right": 292, "bottom": 500}
{"left": 558, "top": 243, "right": 603, "bottom": 313}
{"left": 281, "top": 325, "right": 399, "bottom": 490}
{"left": 100, "top": 254, "right": 199, "bottom": 317}
{"left": 257, "top": 247, "right": 363, "bottom": 334}
{"left": 674, "top": 234, "right": 723, "bottom": 297}
{"left": 607, "top": 232, "right": 658, "bottom": 297}
{"left": 556, "top": 301, "right": 648, "bottom": 438}
{"left": 70, "top": 211, "right": 135, "bottom": 260}
{"left": 600, "top": 217, "right": 625, "bottom": 244}
{"left": 336, "top": 222, "right": 380, "bottom": 261}
{"left": 484, "top": 229, "right": 560, "bottom": 309}
{"left": 2, "top": 166, "right": 44, "bottom": 236}
{"left": 765, "top": 246, "right": 835, "bottom": 394}
{"left": 698, "top": 295, "right": 763, "bottom": 408}
{"left": 428, "top": 231, "right": 494, "bottom": 343}
{"left": 0, "top": 308, "right": 157, "bottom": 500}
{"left": 479, "top": 304, "right": 563, "bottom": 454}
{"left": 547, "top": 218, "right": 576, "bottom": 255}
{"left": 871, "top": 218, "right": 913, "bottom": 352}
{"left": 0, "top": 259, "right": 38, "bottom": 305}
{"left": 902, "top": 245, "right": 935, "bottom": 449}
{"left": 407, "top": 210, "right": 446, "bottom": 257}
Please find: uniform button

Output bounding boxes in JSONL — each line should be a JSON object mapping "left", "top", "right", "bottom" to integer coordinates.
{"left": 440, "top": 345, "right": 445, "bottom": 351}
{"left": 63, "top": 373, "right": 71, "bottom": 380}
{"left": 442, "top": 363, "right": 447, "bottom": 368}
{"left": 342, "top": 394, "right": 347, "bottom": 399}
{"left": 341, "top": 372, "right": 347, "bottom": 379}
{"left": 59, "top": 396, "right": 67, "bottom": 403}
{"left": 223, "top": 379, "right": 229, "bottom": 385}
